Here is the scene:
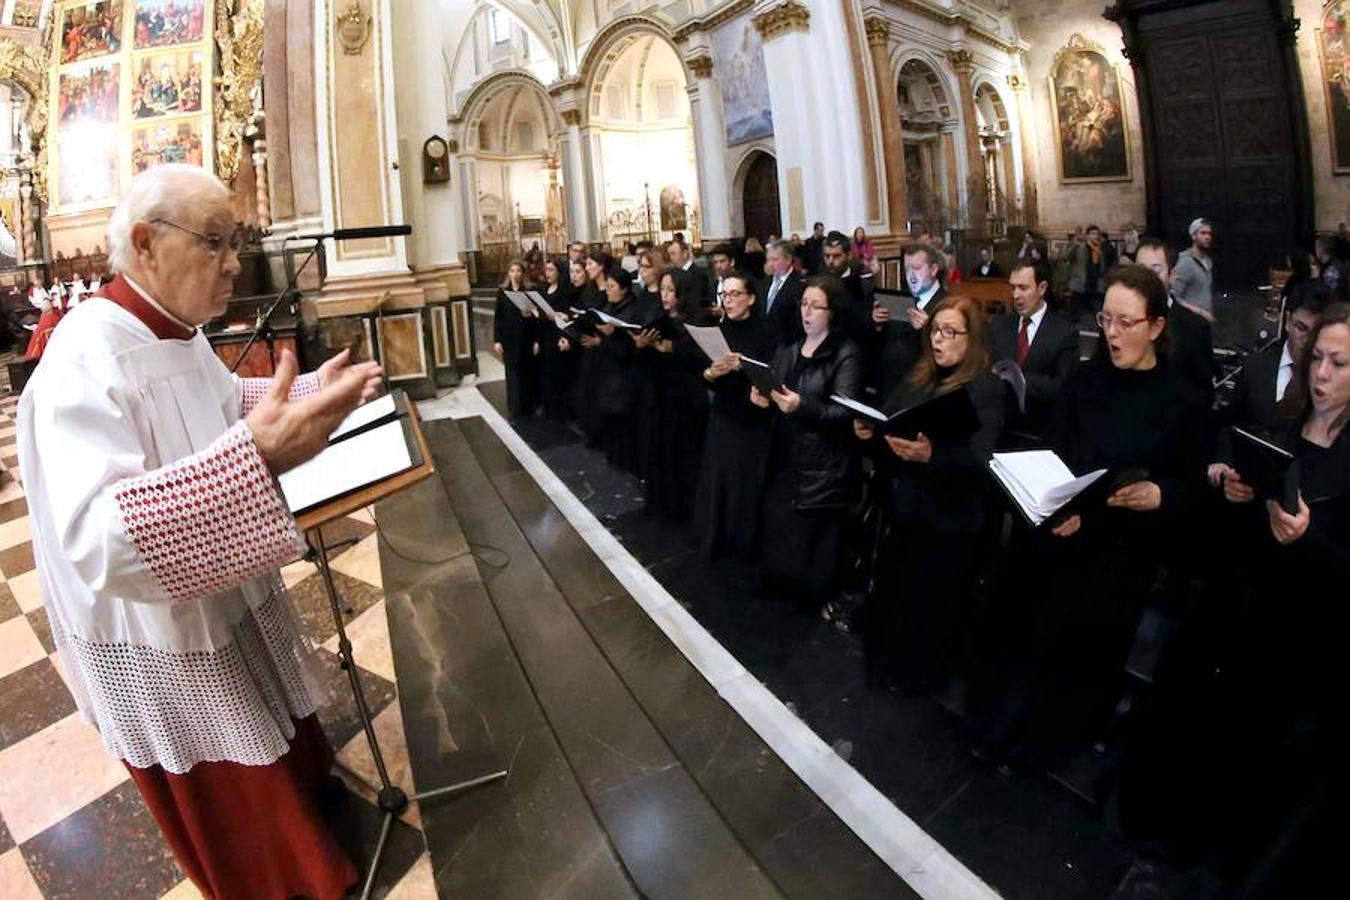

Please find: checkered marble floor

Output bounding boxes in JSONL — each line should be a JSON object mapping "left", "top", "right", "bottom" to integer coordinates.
{"left": 0, "top": 374, "right": 435, "bottom": 898}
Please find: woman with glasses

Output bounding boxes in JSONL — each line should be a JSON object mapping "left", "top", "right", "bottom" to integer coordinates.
{"left": 977, "top": 264, "right": 1208, "bottom": 768}
{"left": 636, "top": 247, "right": 667, "bottom": 300}
{"left": 1117, "top": 304, "right": 1350, "bottom": 890}
{"left": 492, "top": 259, "right": 541, "bottom": 420}
{"left": 694, "top": 273, "right": 776, "bottom": 560}
{"left": 636, "top": 268, "right": 713, "bottom": 520}
{"left": 853, "top": 295, "right": 1006, "bottom": 689}
{"left": 751, "top": 275, "right": 864, "bottom": 615}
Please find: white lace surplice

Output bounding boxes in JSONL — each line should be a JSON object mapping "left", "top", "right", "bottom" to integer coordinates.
{"left": 17, "top": 297, "right": 325, "bottom": 774}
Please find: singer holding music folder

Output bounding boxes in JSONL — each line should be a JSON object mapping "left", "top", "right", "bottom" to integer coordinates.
{"left": 853, "top": 296, "right": 1006, "bottom": 688}
{"left": 492, "top": 260, "right": 541, "bottom": 419}
{"left": 15, "top": 166, "right": 384, "bottom": 900}
{"left": 972, "top": 265, "right": 1208, "bottom": 768}
{"left": 751, "top": 275, "right": 863, "bottom": 616}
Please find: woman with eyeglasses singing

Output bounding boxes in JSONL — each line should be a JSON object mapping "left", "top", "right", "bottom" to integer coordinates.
{"left": 853, "top": 294, "right": 1006, "bottom": 690}
{"left": 751, "top": 274, "right": 864, "bottom": 616}
{"left": 977, "top": 264, "right": 1208, "bottom": 769}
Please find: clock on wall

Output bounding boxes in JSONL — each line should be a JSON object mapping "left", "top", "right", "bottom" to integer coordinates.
{"left": 423, "top": 136, "right": 450, "bottom": 184}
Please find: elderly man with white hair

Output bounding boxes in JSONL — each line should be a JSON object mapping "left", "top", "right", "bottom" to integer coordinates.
{"left": 1171, "top": 217, "right": 1215, "bottom": 321}
{"left": 16, "top": 165, "right": 381, "bottom": 900}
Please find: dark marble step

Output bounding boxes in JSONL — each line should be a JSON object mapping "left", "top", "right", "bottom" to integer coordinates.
{"left": 429, "top": 417, "right": 785, "bottom": 900}
{"left": 452, "top": 416, "right": 919, "bottom": 900}
{"left": 376, "top": 473, "right": 639, "bottom": 900}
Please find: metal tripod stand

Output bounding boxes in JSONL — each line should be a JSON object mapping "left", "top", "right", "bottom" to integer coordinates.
{"left": 310, "top": 526, "right": 507, "bottom": 899}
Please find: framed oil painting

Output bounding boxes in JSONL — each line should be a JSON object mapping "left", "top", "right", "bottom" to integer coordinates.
{"left": 60, "top": 1, "right": 124, "bottom": 65}
{"left": 712, "top": 14, "right": 774, "bottom": 146}
{"left": 131, "top": 48, "right": 206, "bottom": 119}
{"left": 57, "top": 61, "right": 121, "bottom": 127}
{"left": 133, "top": 0, "right": 208, "bottom": 50}
{"left": 1319, "top": 1, "right": 1350, "bottom": 173}
{"left": 1048, "top": 34, "right": 1132, "bottom": 183}
{"left": 131, "top": 117, "right": 208, "bottom": 174}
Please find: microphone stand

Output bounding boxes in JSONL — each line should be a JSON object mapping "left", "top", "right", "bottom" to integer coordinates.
{"left": 229, "top": 235, "right": 323, "bottom": 375}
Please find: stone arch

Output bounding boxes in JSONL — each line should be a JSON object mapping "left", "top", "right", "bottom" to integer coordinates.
{"left": 730, "top": 146, "right": 780, "bottom": 242}
{"left": 453, "top": 69, "right": 563, "bottom": 148}
{"left": 577, "top": 15, "right": 688, "bottom": 123}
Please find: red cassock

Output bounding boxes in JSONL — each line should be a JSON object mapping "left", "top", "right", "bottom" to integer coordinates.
{"left": 25, "top": 306, "right": 62, "bottom": 360}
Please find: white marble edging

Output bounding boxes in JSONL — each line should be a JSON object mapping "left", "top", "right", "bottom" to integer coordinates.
{"left": 420, "top": 386, "right": 1003, "bottom": 900}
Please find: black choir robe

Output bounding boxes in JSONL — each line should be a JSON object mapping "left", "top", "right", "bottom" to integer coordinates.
{"left": 539, "top": 283, "right": 579, "bottom": 422}
{"left": 641, "top": 319, "right": 710, "bottom": 521}
{"left": 493, "top": 287, "right": 541, "bottom": 418}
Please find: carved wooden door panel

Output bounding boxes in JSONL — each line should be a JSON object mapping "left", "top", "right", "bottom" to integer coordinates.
{"left": 742, "top": 153, "right": 782, "bottom": 242}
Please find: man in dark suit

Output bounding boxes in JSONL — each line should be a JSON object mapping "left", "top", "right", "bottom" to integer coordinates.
{"left": 1135, "top": 238, "right": 1217, "bottom": 408}
{"left": 990, "top": 258, "right": 1078, "bottom": 444}
{"left": 802, "top": 222, "right": 827, "bottom": 275}
{"left": 975, "top": 246, "right": 1003, "bottom": 279}
{"left": 1208, "top": 279, "right": 1331, "bottom": 485}
{"left": 758, "top": 238, "right": 806, "bottom": 347}
{"left": 708, "top": 243, "right": 737, "bottom": 310}
{"left": 872, "top": 242, "right": 947, "bottom": 394}
{"left": 822, "top": 231, "right": 876, "bottom": 351}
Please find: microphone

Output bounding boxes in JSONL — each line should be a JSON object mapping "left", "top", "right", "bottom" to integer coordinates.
{"left": 294, "top": 224, "right": 412, "bottom": 242}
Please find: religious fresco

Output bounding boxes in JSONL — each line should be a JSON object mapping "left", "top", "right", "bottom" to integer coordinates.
{"left": 1320, "top": 0, "right": 1350, "bottom": 173}
{"left": 57, "top": 61, "right": 120, "bottom": 126}
{"left": 133, "top": 0, "right": 208, "bottom": 50}
{"left": 59, "top": 1, "right": 124, "bottom": 65}
{"left": 1048, "top": 35, "right": 1132, "bottom": 183}
{"left": 131, "top": 117, "right": 207, "bottom": 173}
{"left": 712, "top": 14, "right": 774, "bottom": 146}
{"left": 56, "top": 130, "right": 120, "bottom": 206}
{"left": 131, "top": 48, "right": 205, "bottom": 119}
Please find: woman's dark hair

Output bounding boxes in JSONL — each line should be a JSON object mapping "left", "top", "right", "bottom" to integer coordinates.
{"left": 587, "top": 251, "right": 615, "bottom": 277}
{"left": 802, "top": 274, "right": 847, "bottom": 333}
{"left": 658, "top": 266, "right": 705, "bottom": 321}
{"left": 605, "top": 267, "right": 634, "bottom": 293}
{"left": 1103, "top": 264, "right": 1170, "bottom": 356}
{"left": 544, "top": 256, "right": 566, "bottom": 283}
{"left": 1278, "top": 302, "right": 1350, "bottom": 430}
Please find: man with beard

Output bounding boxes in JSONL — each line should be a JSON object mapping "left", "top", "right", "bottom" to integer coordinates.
{"left": 821, "top": 231, "right": 876, "bottom": 352}
{"left": 872, "top": 242, "right": 947, "bottom": 393}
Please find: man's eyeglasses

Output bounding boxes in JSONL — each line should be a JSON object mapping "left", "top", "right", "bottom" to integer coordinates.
{"left": 150, "top": 218, "right": 245, "bottom": 256}
{"left": 1096, "top": 312, "right": 1151, "bottom": 332}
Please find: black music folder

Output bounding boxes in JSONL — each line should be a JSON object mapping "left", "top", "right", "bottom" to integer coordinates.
{"left": 739, "top": 355, "right": 786, "bottom": 397}
{"left": 831, "top": 387, "right": 980, "bottom": 442}
{"left": 1230, "top": 426, "right": 1300, "bottom": 515}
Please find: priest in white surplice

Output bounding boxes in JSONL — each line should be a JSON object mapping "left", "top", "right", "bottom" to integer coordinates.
{"left": 17, "top": 165, "right": 382, "bottom": 900}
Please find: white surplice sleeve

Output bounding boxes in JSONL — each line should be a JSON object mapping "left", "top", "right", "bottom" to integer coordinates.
{"left": 237, "top": 371, "right": 320, "bottom": 416}
{"left": 34, "top": 363, "right": 301, "bottom": 604}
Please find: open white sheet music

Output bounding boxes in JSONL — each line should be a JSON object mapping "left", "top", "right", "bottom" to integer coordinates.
{"left": 526, "top": 290, "right": 556, "bottom": 318}
{"left": 685, "top": 324, "right": 733, "bottom": 362}
{"left": 829, "top": 394, "right": 888, "bottom": 422}
{"left": 503, "top": 290, "right": 533, "bottom": 314}
{"left": 593, "top": 308, "right": 642, "bottom": 329}
{"left": 278, "top": 420, "right": 412, "bottom": 514}
{"left": 328, "top": 393, "right": 397, "bottom": 441}
{"left": 988, "top": 450, "right": 1107, "bottom": 526}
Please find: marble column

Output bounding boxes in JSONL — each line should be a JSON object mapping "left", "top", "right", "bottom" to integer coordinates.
{"left": 263, "top": 0, "right": 322, "bottom": 234}
{"left": 864, "top": 16, "right": 908, "bottom": 234}
{"left": 580, "top": 123, "right": 608, "bottom": 242}
{"left": 557, "top": 107, "right": 596, "bottom": 242}
{"left": 685, "top": 52, "right": 732, "bottom": 243}
{"left": 1007, "top": 72, "right": 1039, "bottom": 228}
{"left": 948, "top": 49, "right": 987, "bottom": 233}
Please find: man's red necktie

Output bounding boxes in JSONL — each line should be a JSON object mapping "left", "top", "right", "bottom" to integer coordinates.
{"left": 1016, "top": 316, "right": 1030, "bottom": 367}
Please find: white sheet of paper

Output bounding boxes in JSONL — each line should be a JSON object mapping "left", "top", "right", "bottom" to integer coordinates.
{"left": 526, "top": 290, "right": 556, "bottom": 318}
{"left": 328, "top": 393, "right": 396, "bottom": 441}
{"left": 593, "top": 308, "right": 641, "bottom": 329}
{"left": 989, "top": 450, "right": 1106, "bottom": 524}
{"left": 830, "top": 394, "right": 888, "bottom": 422}
{"left": 279, "top": 419, "right": 412, "bottom": 513}
{"left": 685, "top": 324, "right": 733, "bottom": 362}
{"left": 504, "top": 290, "right": 533, "bottom": 314}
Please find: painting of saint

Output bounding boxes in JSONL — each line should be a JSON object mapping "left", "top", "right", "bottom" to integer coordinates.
{"left": 659, "top": 185, "right": 687, "bottom": 231}
{"left": 131, "top": 118, "right": 207, "bottom": 174}
{"left": 58, "top": 63, "right": 121, "bottom": 127}
{"left": 133, "top": 0, "right": 207, "bottom": 49}
{"left": 1320, "top": 0, "right": 1350, "bottom": 173}
{"left": 712, "top": 15, "right": 774, "bottom": 146}
{"left": 60, "top": 1, "right": 124, "bottom": 65}
{"left": 1049, "top": 38, "right": 1131, "bottom": 183}
{"left": 132, "top": 49, "right": 206, "bottom": 119}
{"left": 57, "top": 130, "right": 120, "bottom": 208}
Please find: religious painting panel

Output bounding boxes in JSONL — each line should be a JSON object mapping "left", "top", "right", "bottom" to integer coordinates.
{"left": 59, "top": 1, "right": 125, "bottom": 65}
{"left": 659, "top": 184, "right": 688, "bottom": 230}
{"left": 57, "top": 61, "right": 120, "bottom": 127}
{"left": 132, "top": 0, "right": 208, "bottom": 50}
{"left": 130, "top": 116, "right": 207, "bottom": 175}
{"left": 1319, "top": 0, "right": 1350, "bottom": 173}
{"left": 131, "top": 48, "right": 206, "bottom": 120}
{"left": 1048, "top": 34, "right": 1132, "bottom": 183}
{"left": 712, "top": 14, "right": 774, "bottom": 146}
{"left": 56, "top": 128, "right": 121, "bottom": 209}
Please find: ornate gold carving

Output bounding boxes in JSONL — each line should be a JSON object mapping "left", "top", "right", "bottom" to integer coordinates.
{"left": 560, "top": 108, "right": 583, "bottom": 127}
{"left": 948, "top": 48, "right": 976, "bottom": 74}
{"left": 215, "top": 0, "right": 266, "bottom": 186}
{"left": 0, "top": 37, "right": 49, "bottom": 203}
{"left": 687, "top": 53, "right": 713, "bottom": 79}
{"left": 336, "top": 0, "right": 373, "bottom": 56}
{"left": 864, "top": 17, "right": 890, "bottom": 48}
{"left": 11, "top": 2, "right": 40, "bottom": 28}
{"left": 753, "top": 1, "right": 811, "bottom": 42}
{"left": 1006, "top": 73, "right": 1026, "bottom": 92}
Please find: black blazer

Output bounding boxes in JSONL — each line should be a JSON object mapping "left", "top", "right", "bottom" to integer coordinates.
{"left": 757, "top": 270, "right": 806, "bottom": 348}
{"left": 1225, "top": 341, "right": 1284, "bottom": 436}
{"left": 874, "top": 285, "right": 948, "bottom": 395}
{"left": 990, "top": 308, "right": 1079, "bottom": 442}
{"left": 1164, "top": 300, "right": 1217, "bottom": 408}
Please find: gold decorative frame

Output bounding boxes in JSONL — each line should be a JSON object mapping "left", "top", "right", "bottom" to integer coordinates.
{"left": 0, "top": 38, "right": 52, "bottom": 203}
{"left": 1047, "top": 33, "right": 1133, "bottom": 185}
{"left": 1318, "top": 0, "right": 1350, "bottom": 175}
{"left": 214, "top": 0, "right": 265, "bottom": 184}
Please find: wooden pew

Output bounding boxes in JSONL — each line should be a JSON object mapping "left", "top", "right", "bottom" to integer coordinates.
{"left": 952, "top": 277, "right": 1011, "bottom": 317}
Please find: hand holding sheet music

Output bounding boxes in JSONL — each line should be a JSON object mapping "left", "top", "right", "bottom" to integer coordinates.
{"left": 830, "top": 387, "right": 979, "bottom": 442}
{"left": 685, "top": 324, "right": 733, "bottom": 362}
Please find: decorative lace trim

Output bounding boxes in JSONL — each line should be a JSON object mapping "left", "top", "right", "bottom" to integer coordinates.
{"left": 114, "top": 421, "right": 297, "bottom": 603}
{"left": 239, "top": 371, "right": 321, "bottom": 416}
